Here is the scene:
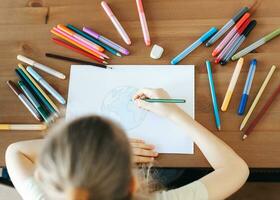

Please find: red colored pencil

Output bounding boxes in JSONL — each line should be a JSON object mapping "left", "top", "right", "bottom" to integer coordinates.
{"left": 52, "top": 38, "right": 107, "bottom": 64}
{"left": 243, "top": 82, "right": 280, "bottom": 140}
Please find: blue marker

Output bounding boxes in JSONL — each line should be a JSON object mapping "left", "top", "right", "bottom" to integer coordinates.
{"left": 171, "top": 27, "right": 217, "bottom": 65}
{"left": 237, "top": 59, "right": 257, "bottom": 115}
{"left": 206, "top": 60, "right": 221, "bottom": 130}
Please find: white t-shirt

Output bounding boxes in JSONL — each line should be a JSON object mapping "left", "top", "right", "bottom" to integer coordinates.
{"left": 20, "top": 178, "right": 208, "bottom": 200}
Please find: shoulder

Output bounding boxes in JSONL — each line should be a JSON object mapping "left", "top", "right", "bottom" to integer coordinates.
{"left": 153, "top": 181, "right": 208, "bottom": 200}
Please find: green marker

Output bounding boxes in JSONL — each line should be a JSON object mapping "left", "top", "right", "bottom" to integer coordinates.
{"left": 232, "top": 28, "right": 280, "bottom": 60}
{"left": 15, "top": 68, "right": 57, "bottom": 116}
{"left": 18, "top": 81, "right": 50, "bottom": 123}
{"left": 144, "top": 99, "right": 186, "bottom": 103}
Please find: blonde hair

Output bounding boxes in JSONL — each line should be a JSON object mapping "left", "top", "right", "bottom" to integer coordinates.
{"left": 36, "top": 116, "right": 138, "bottom": 200}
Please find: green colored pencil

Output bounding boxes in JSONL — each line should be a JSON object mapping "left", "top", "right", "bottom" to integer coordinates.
{"left": 144, "top": 99, "right": 186, "bottom": 103}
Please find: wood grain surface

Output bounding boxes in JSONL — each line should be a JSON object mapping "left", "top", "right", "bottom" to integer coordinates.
{"left": 0, "top": 0, "right": 279, "bottom": 167}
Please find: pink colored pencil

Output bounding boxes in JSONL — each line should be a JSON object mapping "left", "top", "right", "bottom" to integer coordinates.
{"left": 54, "top": 27, "right": 109, "bottom": 59}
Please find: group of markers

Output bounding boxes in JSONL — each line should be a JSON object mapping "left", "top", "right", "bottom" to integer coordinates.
{"left": 171, "top": 7, "right": 280, "bottom": 65}
{"left": 4, "top": 55, "right": 68, "bottom": 128}
{"left": 206, "top": 58, "right": 278, "bottom": 140}
{"left": 1, "top": 2, "right": 280, "bottom": 139}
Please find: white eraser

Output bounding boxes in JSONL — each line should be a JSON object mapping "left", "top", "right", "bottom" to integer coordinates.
{"left": 150, "top": 44, "right": 164, "bottom": 59}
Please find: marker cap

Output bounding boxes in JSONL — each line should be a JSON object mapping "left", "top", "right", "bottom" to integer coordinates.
{"left": 243, "top": 20, "right": 257, "bottom": 37}
{"left": 235, "top": 13, "right": 250, "bottom": 29}
{"left": 83, "top": 27, "right": 99, "bottom": 39}
{"left": 26, "top": 66, "right": 42, "bottom": 81}
{"left": 17, "top": 55, "right": 35, "bottom": 66}
{"left": 7, "top": 80, "right": 21, "bottom": 96}
{"left": 264, "top": 28, "right": 280, "bottom": 42}
{"left": 232, "top": 7, "right": 249, "bottom": 22}
{"left": 199, "top": 27, "right": 218, "bottom": 43}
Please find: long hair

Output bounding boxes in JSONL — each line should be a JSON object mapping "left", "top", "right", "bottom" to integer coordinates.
{"left": 36, "top": 116, "right": 136, "bottom": 200}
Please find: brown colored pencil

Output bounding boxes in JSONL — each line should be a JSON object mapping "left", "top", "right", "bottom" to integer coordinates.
{"left": 242, "top": 83, "right": 280, "bottom": 140}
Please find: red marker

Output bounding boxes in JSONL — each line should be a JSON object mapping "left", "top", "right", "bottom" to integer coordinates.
{"left": 52, "top": 38, "right": 107, "bottom": 64}
{"left": 212, "top": 12, "right": 250, "bottom": 57}
{"left": 214, "top": 18, "right": 250, "bottom": 64}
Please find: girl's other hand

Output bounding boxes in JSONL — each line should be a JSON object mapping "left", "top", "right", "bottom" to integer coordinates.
{"left": 130, "top": 139, "right": 158, "bottom": 164}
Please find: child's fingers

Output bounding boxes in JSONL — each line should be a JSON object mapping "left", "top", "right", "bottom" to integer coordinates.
{"left": 133, "top": 148, "right": 158, "bottom": 157}
{"left": 133, "top": 88, "right": 154, "bottom": 99}
{"left": 133, "top": 156, "right": 155, "bottom": 164}
{"left": 131, "top": 142, "right": 155, "bottom": 150}
{"left": 130, "top": 138, "right": 145, "bottom": 143}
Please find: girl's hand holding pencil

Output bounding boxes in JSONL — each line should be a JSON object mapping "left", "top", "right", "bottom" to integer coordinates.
{"left": 133, "top": 88, "right": 182, "bottom": 118}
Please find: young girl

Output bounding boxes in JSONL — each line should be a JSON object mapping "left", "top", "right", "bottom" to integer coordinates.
{"left": 5, "top": 88, "right": 249, "bottom": 200}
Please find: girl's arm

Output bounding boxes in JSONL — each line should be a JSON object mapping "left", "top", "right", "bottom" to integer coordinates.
{"left": 5, "top": 139, "right": 44, "bottom": 198}
{"left": 134, "top": 88, "right": 249, "bottom": 200}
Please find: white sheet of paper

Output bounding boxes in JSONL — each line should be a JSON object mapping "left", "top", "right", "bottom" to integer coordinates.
{"left": 66, "top": 65, "right": 195, "bottom": 154}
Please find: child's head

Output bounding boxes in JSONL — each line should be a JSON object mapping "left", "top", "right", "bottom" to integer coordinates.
{"left": 36, "top": 116, "right": 135, "bottom": 200}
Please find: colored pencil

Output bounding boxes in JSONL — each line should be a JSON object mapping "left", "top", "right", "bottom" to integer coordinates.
{"left": 232, "top": 28, "right": 280, "bottom": 60}
{"left": 242, "top": 82, "right": 280, "bottom": 140}
{"left": 67, "top": 24, "right": 121, "bottom": 57}
{"left": 6, "top": 80, "right": 42, "bottom": 121}
{"left": 51, "top": 27, "right": 106, "bottom": 60}
{"left": 144, "top": 99, "right": 186, "bottom": 103}
{"left": 18, "top": 80, "right": 50, "bottom": 122}
{"left": 206, "top": 7, "right": 249, "bottom": 47}
{"left": 56, "top": 25, "right": 109, "bottom": 59}
{"left": 52, "top": 38, "right": 107, "bottom": 64}
{"left": 221, "top": 58, "right": 244, "bottom": 111}
{"left": 17, "top": 64, "right": 60, "bottom": 114}
{"left": 220, "top": 20, "right": 257, "bottom": 65}
{"left": 237, "top": 59, "right": 257, "bottom": 115}
{"left": 15, "top": 68, "right": 56, "bottom": 115}
{"left": 240, "top": 65, "right": 277, "bottom": 130}
{"left": 206, "top": 60, "right": 221, "bottom": 130}
{"left": 57, "top": 24, "right": 103, "bottom": 52}
{"left": 171, "top": 27, "right": 217, "bottom": 65}
{"left": 212, "top": 13, "right": 250, "bottom": 57}
{"left": 214, "top": 18, "right": 250, "bottom": 64}
{"left": 83, "top": 27, "right": 128, "bottom": 55}
{"left": 101, "top": 1, "right": 131, "bottom": 45}
{"left": 45, "top": 53, "right": 109, "bottom": 69}
{"left": 0, "top": 124, "right": 47, "bottom": 131}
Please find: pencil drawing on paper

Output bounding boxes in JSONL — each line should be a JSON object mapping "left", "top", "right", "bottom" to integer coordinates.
{"left": 101, "top": 86, "right": 147, "bottom": 130}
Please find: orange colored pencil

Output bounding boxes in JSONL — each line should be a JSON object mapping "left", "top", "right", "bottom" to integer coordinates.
{"left": 51, "top": 28, "right": 106, "bottom": 60}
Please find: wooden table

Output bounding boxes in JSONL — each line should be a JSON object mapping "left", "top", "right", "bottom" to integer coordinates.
{"left": 0, "top": 0, "right": 279, "bottom": 168}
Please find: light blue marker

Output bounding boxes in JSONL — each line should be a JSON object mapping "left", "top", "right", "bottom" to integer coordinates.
{"left": 237, "top": 59, "right": 257, "bottom": 115}
{"left": 26, "top": 66, "right": 66, "bottom": 105}
{"left": 171, "top": 27, "right": 217, "bottom": 65}
{"left": 206, "top": 60, "right": 221, "bottom": 130}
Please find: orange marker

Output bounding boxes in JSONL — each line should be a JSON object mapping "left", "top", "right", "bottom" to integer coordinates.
{"left": 57, "top": 24, "right": 104, "bottom": 52}
{"left": 51, "top": 28, "right": 106, "bottom": 60}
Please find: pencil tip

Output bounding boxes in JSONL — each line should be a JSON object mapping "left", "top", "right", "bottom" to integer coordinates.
{"left": 242, "top": 134, "right": 247, "bottom": 140}
{"left": 218, "top": 126, "right": 221, "bottom": 131}
{"left": 103, "top": 61, "right": 108, "bottom": 64}
{"left": 116, "top": 53, "right": 122, "bottom": 57}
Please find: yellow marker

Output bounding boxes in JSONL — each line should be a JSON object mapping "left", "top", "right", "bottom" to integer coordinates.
{"left": 0, "top": 124, "right": 47, "bottom": 131}
{"left": 18, "top": 64, "right": 60, "bottom": 114}
{"left": 240, "top": 65, "right": 276, "bottom": 130}
{"left": 221, "top": 58, "right": 244, "bottom": 111}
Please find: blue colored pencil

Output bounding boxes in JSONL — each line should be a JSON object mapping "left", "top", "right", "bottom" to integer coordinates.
{"left": 206, "top": 60, "right": 221, "bottom": 130}
{"left": 237, "top": 59, "right": 257, "bottom": 115}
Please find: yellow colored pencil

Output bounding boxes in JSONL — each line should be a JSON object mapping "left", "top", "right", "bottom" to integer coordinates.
{"left": 221, "top": 58, "right": 244, "bottom": 111}
{"left": 0, "top": 124, "right": 47, "bottom": 131}
{"left": 18, "top": 64, "right": 60, "bottom": 114}
{"left": 240, "top": 65, "right": 277, "bottom": 130}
